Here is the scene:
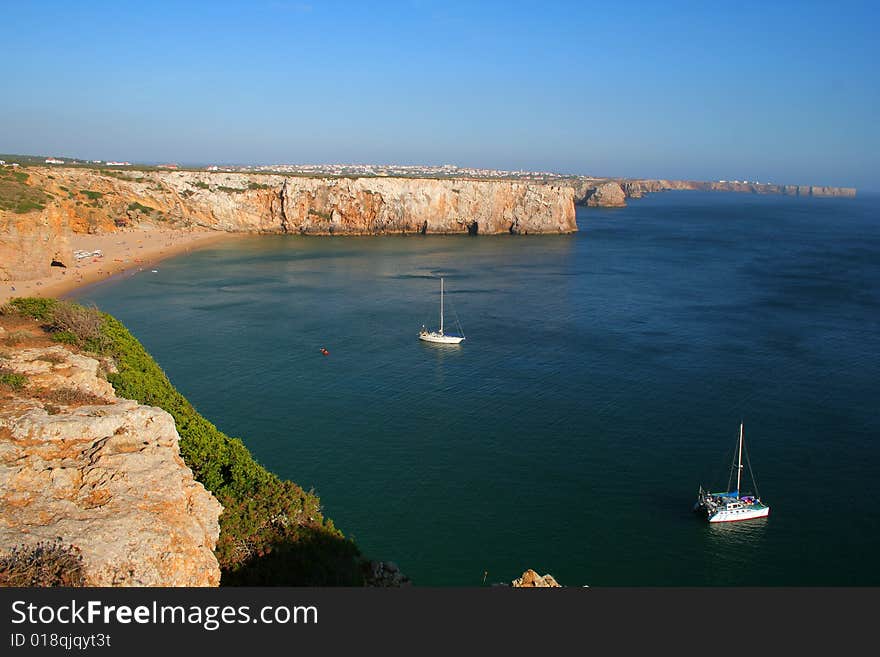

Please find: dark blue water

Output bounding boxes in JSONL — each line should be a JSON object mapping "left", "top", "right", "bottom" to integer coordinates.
{"left": 75, "top": 192, "right": 880, "bottom": 586}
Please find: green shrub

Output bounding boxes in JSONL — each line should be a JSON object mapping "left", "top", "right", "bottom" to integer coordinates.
{"left": 79, "top": 189, "right": 103, "bottom": 201}
{"left": 192, "top": 181, "right": 210, "bottom": 190}
{"left": 51, "top": 301, "right": 110, "bottom": 352}
{"left": 0, "top": 370, "right": 27, "bottom": 390}
{"left": 127, "top": 201, "right": 154, "bottom": 214}
{"left": 0, "top": 168, "right": 48, "bottom": 212}
{"left": 51, "top": 330, "right": 79, "bottom": 346}
{"left": 3, "top": 297, "right": 57, "bottom": 321}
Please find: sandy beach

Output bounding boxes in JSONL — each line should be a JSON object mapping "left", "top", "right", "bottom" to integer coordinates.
{"left": 0, "top": 227, "right": 234, "bottom": 304}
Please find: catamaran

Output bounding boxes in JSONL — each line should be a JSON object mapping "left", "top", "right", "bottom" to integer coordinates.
{"left": 419, "top": 277, "right": 465, "bottom": 344}
{"left": 694, "top": 423, "right": 770, "bottom": 523}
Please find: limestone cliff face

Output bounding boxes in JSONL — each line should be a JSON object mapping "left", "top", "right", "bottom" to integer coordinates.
{"left": 10, "top": 168, "right": 577, "bottom": 236}
{"left": 584, "top": 181, "right": 626, "bottom": 208}
{"left": 0, "top": 206, "right": 72, "bottom": 281}
{"left": 0, "top": 343, "right": 222, "bottom": 586}
{"left": 273, "top": 176, "right": 576, "bottom": 235}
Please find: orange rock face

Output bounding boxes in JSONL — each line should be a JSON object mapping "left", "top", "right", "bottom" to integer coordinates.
{"left": 0, "top": 205, "right": 72, "bottom": 281}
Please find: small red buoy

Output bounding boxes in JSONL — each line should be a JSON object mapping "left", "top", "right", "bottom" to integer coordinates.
{"left": 320, "top": 347, "right": 329, "bottom": 356}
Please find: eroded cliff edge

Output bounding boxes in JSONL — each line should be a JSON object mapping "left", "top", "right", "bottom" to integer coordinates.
{"left": 0, "top": 337, "right": 222, "bottom": 586}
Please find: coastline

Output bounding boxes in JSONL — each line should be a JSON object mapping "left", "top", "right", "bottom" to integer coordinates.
{"left": 0, "top": 227, "right": 234, "bottom": 304}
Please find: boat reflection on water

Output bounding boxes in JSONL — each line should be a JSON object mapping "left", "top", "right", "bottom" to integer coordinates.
{"left": 703, "top": 515, "right": 770, "bottom": 569}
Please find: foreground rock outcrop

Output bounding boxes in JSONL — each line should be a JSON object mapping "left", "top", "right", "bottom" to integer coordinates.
{"left": 0, "top": 342, "right": 222, "bottom": 586}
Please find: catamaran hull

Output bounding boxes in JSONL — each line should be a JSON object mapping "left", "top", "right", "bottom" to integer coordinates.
{"left": 707, "top": 506, "right": 770, "bottom": 523}
{"left": 419, "top": 334, "right": 464, "bottom": 344}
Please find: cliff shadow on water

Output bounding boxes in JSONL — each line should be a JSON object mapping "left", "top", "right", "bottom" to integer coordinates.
{"left": 0, "top": 297, "right": 366, "bottom": 586}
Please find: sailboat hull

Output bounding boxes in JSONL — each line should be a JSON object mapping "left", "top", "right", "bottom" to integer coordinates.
{"left": 707, "top": 505, "right": 770, "bottom": 523}
{"left": 419, "top": 332, "right": 464, "bottom": 344}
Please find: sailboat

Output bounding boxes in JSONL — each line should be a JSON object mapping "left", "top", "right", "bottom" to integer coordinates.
{"left": 419, "top": 277, "right": 465, "bottom": 344}
{"left": 694, "top": 422, "right": 770, "bottom": 523}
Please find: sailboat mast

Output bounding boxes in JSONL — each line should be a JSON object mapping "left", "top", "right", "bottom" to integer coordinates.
{"left": 440, "top": 278, "right": 444, "bottom": 334}
{"left": 737, "top": 422, "right": 744, "bottom": 496}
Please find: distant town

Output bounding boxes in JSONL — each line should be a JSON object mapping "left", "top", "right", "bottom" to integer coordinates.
{"left": 0, "top": 152, "right": 792, "bottom": 188}
{"left": 0, "top": 153, "right": 581, "bottom": 182}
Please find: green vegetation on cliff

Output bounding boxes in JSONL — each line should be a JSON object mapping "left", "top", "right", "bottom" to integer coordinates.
{"left": 0, "top": 168, "right": 49, "bottom": 213}
{"left": 126, "top": 201, "right": 155, "bottom": 214}
{"left": 1, "top": 297, "right": 365, "bottom": 585}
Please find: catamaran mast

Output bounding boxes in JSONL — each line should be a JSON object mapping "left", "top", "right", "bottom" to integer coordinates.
{"left": 440, "top": 278, "right": 444, "bottom": 334}
{"left": 737, "top": 422, "right": 744, "bottom": 497}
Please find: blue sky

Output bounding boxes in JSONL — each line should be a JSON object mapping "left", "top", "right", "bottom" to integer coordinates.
{"left": 1, "top": 0, "right": 877, "bottom": 189}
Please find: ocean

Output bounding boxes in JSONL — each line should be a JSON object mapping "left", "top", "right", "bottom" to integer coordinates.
{"left": 75, "top": 191, "right": 880, "bottom": 585}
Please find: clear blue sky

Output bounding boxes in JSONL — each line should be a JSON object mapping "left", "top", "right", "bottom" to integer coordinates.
{"left": 1, "top": 0, "right": 877, "bottom": 189}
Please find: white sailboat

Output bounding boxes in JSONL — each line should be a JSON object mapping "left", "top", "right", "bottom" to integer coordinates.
{"left": 419, "top": 277, "right": 465, "bottom": 344}
{"left": 694, "top": 423, "right": 770, "bottom": 523}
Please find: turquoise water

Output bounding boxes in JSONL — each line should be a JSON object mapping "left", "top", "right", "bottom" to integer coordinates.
{"left": 75, "top": 192, "right": 880, "bottom": 586}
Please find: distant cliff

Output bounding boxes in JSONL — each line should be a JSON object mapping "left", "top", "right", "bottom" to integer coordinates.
{"left": 0, "top": 167, "right": 576, "bottom": 281}
{"left": 572, "top": 177, "right": 857, "bottom": 207}
{"left": 5, "top": 167, "right": 576, "bottom": 237}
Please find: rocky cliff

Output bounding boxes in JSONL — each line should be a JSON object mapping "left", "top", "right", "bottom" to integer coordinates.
{"left": 584, "top": 181, "right": 627, "bottom": 208}
{"left": 0, "top": 206, "right": 72, "bottom": 282}
{"left": 574, "top": 177, "right": 857, "bottom": 207}
{"left": 0, "top": 331, "right": 222, "bottom": 586}
{"left": 0, "top": 167, "right": 576, "bottom": 281}
{"left": 271, "top": 176, "right": 575, "bottom": 235}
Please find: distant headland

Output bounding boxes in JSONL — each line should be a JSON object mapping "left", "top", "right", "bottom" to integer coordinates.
{"left": 570, "top": 177, "right": 856, "bottom": 208}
